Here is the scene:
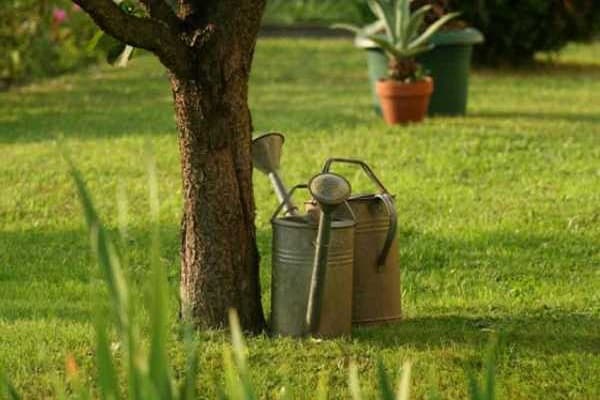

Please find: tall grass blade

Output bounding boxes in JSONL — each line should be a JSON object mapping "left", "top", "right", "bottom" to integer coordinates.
{"left": 484, "top": 337, "right": 497, "bottom": 400}
{"left": 348, "top": 361, "right": 363, "bottom": 400}
{"left": 0, "top": 370, "right": 20, "bottom": 400}
{"left": 63, "top": 149, "right": 143, "bottom": 399}
{"left": 376, "top": 359, "right": 395, "bottom": 400}
{"left": 468, "top": 336, "right": 498, "bottom": 400}
{"left": 228, "top": 309, "right": 256, "bottom": 400}
{"left": 178, "top": 322, "right": 199, "bottom": 400}
{"left": 117, "top": 181, "right": 129, "bottom": 243}
{"left": 316, "top": 371, "right": 329, "bottom": 400}
{"left": 64, "top": 152, "right": 130, "bottom": 335}
{"left": 95, "top": 318, "right": 120, "bottom": 400}
{"left": 467, "top": 373, "right": 483, "bottom": 400}
{"left": 396, "top": 361, "right": 411, "bottom": 400}
{"left": 145, "top": 149, "right": 174, "bottom": 399}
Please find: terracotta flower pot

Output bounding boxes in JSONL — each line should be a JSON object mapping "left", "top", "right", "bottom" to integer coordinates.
{"left": 376, "top": 77, "right": 434, "bottom": 124}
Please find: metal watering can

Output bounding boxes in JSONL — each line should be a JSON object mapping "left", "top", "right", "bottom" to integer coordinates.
{"left": 321, "top": 158, "right": 402, "bottom": 325}
{"left": 269, "top": 178, "right": 355, "bottom": 338}
{"left": 253, "top": 134, "right": 355, "bottom": 338}
{"left": 252, "top": 133, "right": 401, "bottom": 337}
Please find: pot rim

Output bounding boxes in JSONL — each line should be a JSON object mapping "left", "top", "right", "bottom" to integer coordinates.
{"left": 376, "top": 76, "right": 433, "bottom": 86}
{"left": 376, "top": 76, "right": 433, "bottom": 96}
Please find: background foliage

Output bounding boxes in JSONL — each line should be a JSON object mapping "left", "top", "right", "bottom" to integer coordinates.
{"left": 264, "top": 0, "right": 600, "bottom": 65}
{"left": 449, "top": 0, "right": 600, "bottom": 64}
{"left": 0, "top": 0, "right": 101, "bottom": 88}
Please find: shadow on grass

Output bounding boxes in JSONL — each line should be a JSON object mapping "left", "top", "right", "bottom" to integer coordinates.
{"left": 475, "top": 61, "right": 600, "bottom": 77}
{"left": 353, "top": 313, "right": 600, "bottom": 355}
{"left": 469, "top": 110, "right": 600, "bottom": 124}
{"left": 398, "top": 226, "right": 597, "bottom": 273}
{"left": 0, "top": 71, "right": 175, "bottom": 144}
{"left": 2, "top": 225, "right": 597, "bottom": 358}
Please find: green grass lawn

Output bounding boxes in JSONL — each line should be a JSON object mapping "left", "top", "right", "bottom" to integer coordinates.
{"left": 1, "top": 39, "right": 599, "bottom": 399}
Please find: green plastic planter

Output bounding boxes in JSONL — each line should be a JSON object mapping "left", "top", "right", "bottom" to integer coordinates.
{"left": 358, "top": 28, "right": 484, "bottom": 116}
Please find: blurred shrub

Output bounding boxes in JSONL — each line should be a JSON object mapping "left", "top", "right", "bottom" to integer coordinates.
{"left": 447, "top": 0, "right": 600, "bottom": 65}
{"left": 0, "top": 0, "right": 101, "bottom": 89}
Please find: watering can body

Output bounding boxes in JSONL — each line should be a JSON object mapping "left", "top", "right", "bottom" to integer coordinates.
{"left": 342, "top": 195, "right": 401, "bottom": 325}
{"left": 270, "top": 186, "right": 355, "bottom": 338}
{"left": 322, "top": 159, "right": 402, "bottom": 326}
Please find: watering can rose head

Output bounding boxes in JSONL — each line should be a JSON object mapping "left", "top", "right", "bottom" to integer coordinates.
{"left": 333, "top": 0, "right": 459, "bottom": 82}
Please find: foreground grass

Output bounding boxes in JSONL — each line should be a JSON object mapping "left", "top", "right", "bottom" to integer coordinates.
{"left": 0, "top": 39, "right": 599, "bottom": 398}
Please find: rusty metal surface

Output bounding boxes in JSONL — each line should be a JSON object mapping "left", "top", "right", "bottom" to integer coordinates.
{"left": 322, "top": 158, "right": 402, "bottom": 326}
{"left": 344, "top": 195, "right": 402, "bottom": 325}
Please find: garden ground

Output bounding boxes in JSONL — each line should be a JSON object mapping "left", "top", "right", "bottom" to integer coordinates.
{"left": 0, "top": 39, "right": 599, "bottom": 398}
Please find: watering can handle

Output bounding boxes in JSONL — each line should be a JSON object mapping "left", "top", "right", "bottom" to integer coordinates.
{"left": 322, "top": 158, "right": 397, "bottom": 270}
{"left": 322, "top": 158, "right": 390, "bottom": 194}
{"left": 270, "top": 184, "right": 308, "bottom": 222}
{"left": 270, "top": 183, "right": 357, "bottom": 224}
{"left": 375, "top": 193, "right": 397, "bottom": 270}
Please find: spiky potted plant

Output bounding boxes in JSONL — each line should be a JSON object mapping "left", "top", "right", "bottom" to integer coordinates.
{"left": 336, "top": 0, "right": 458, "bottom": 124}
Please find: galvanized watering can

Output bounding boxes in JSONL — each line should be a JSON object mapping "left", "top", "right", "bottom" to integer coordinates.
{"left": 270, "top": 181, "right": 355, "bottom": 338}
{"left": 321, "top": 158, "right": 401, "bottom": 325}
{"left": 252, "top": 133, "right": 401, "bottom": 338}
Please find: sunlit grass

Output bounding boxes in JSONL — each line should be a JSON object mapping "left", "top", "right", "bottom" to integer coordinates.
{"left": 0, "top": 38, "right": 599, "bottom": 398}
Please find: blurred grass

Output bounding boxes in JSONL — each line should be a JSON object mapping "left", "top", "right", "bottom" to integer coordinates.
{"left": 0, "top": 38, "right": 599, "bottom": 398}
{"left": 263, "top": 0, "right": 368, "bottom": 25}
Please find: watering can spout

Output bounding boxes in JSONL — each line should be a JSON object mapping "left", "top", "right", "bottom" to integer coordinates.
{"left": 252, "top": 132, "right": 298, "bottom": 216}
{"left": 252, "top": 132, "right": 284, "bottom": 174}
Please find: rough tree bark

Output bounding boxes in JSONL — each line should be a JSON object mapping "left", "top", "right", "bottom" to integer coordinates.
{"left": 74, "top": 0, "right": 266, "bottom": 331}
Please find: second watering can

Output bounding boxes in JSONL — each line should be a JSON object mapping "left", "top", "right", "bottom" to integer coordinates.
{"left": 321, "top": 158, "right": 402, "bottom": 326}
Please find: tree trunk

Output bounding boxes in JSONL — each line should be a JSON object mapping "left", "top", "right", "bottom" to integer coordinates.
{"left": 171, "top": 1, "right": 266, "bottom": 332}
{"left": 74, "top": 0, "right": 267, "bottom": 331}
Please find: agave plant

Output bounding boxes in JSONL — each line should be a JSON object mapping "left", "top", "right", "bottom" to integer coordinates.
{"left": 334, "top": 0, "right": 459, "bottom": 81}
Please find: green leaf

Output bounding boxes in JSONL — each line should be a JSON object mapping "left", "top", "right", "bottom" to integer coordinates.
{"left": 396, "top": 44, "right": 434, "bottom": 58}
{"left": 410, "top": 12, "right": 461, "bottom": 49}
{"left": 363, "top": 20, "right": 386, "bottom": 36}
{"left": 87, "top": 30, "right": 105, "bottom": 53}
{"left": 365, "top": 35, "right": 402, "bottom": 60}
{"left": 330, "top": 23, "right": 363, "bottom": 34}
{"left": 406, "top": 5, "right": 432, "bottom": 42}
{"left": 368, "top": 0, "right": 395, "bottom": 42}
{"left": 399, "top": 0, "right": 410, "bottom": 48}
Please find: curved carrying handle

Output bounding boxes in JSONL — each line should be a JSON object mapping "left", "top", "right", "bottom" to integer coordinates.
{"left": 271, "top": 184, "right": 308, "bottom": 222}
{"left": 374, "top": 193, "right": 397, "bottom": 270}
{"left": 322, "top": 158, "right": 397, "bottom": 270}
{"left": 271, "top": 183, "right": 357, "bottom": 226}
{"left": 322, "top": 158, "right": 390, "bottom": 194}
